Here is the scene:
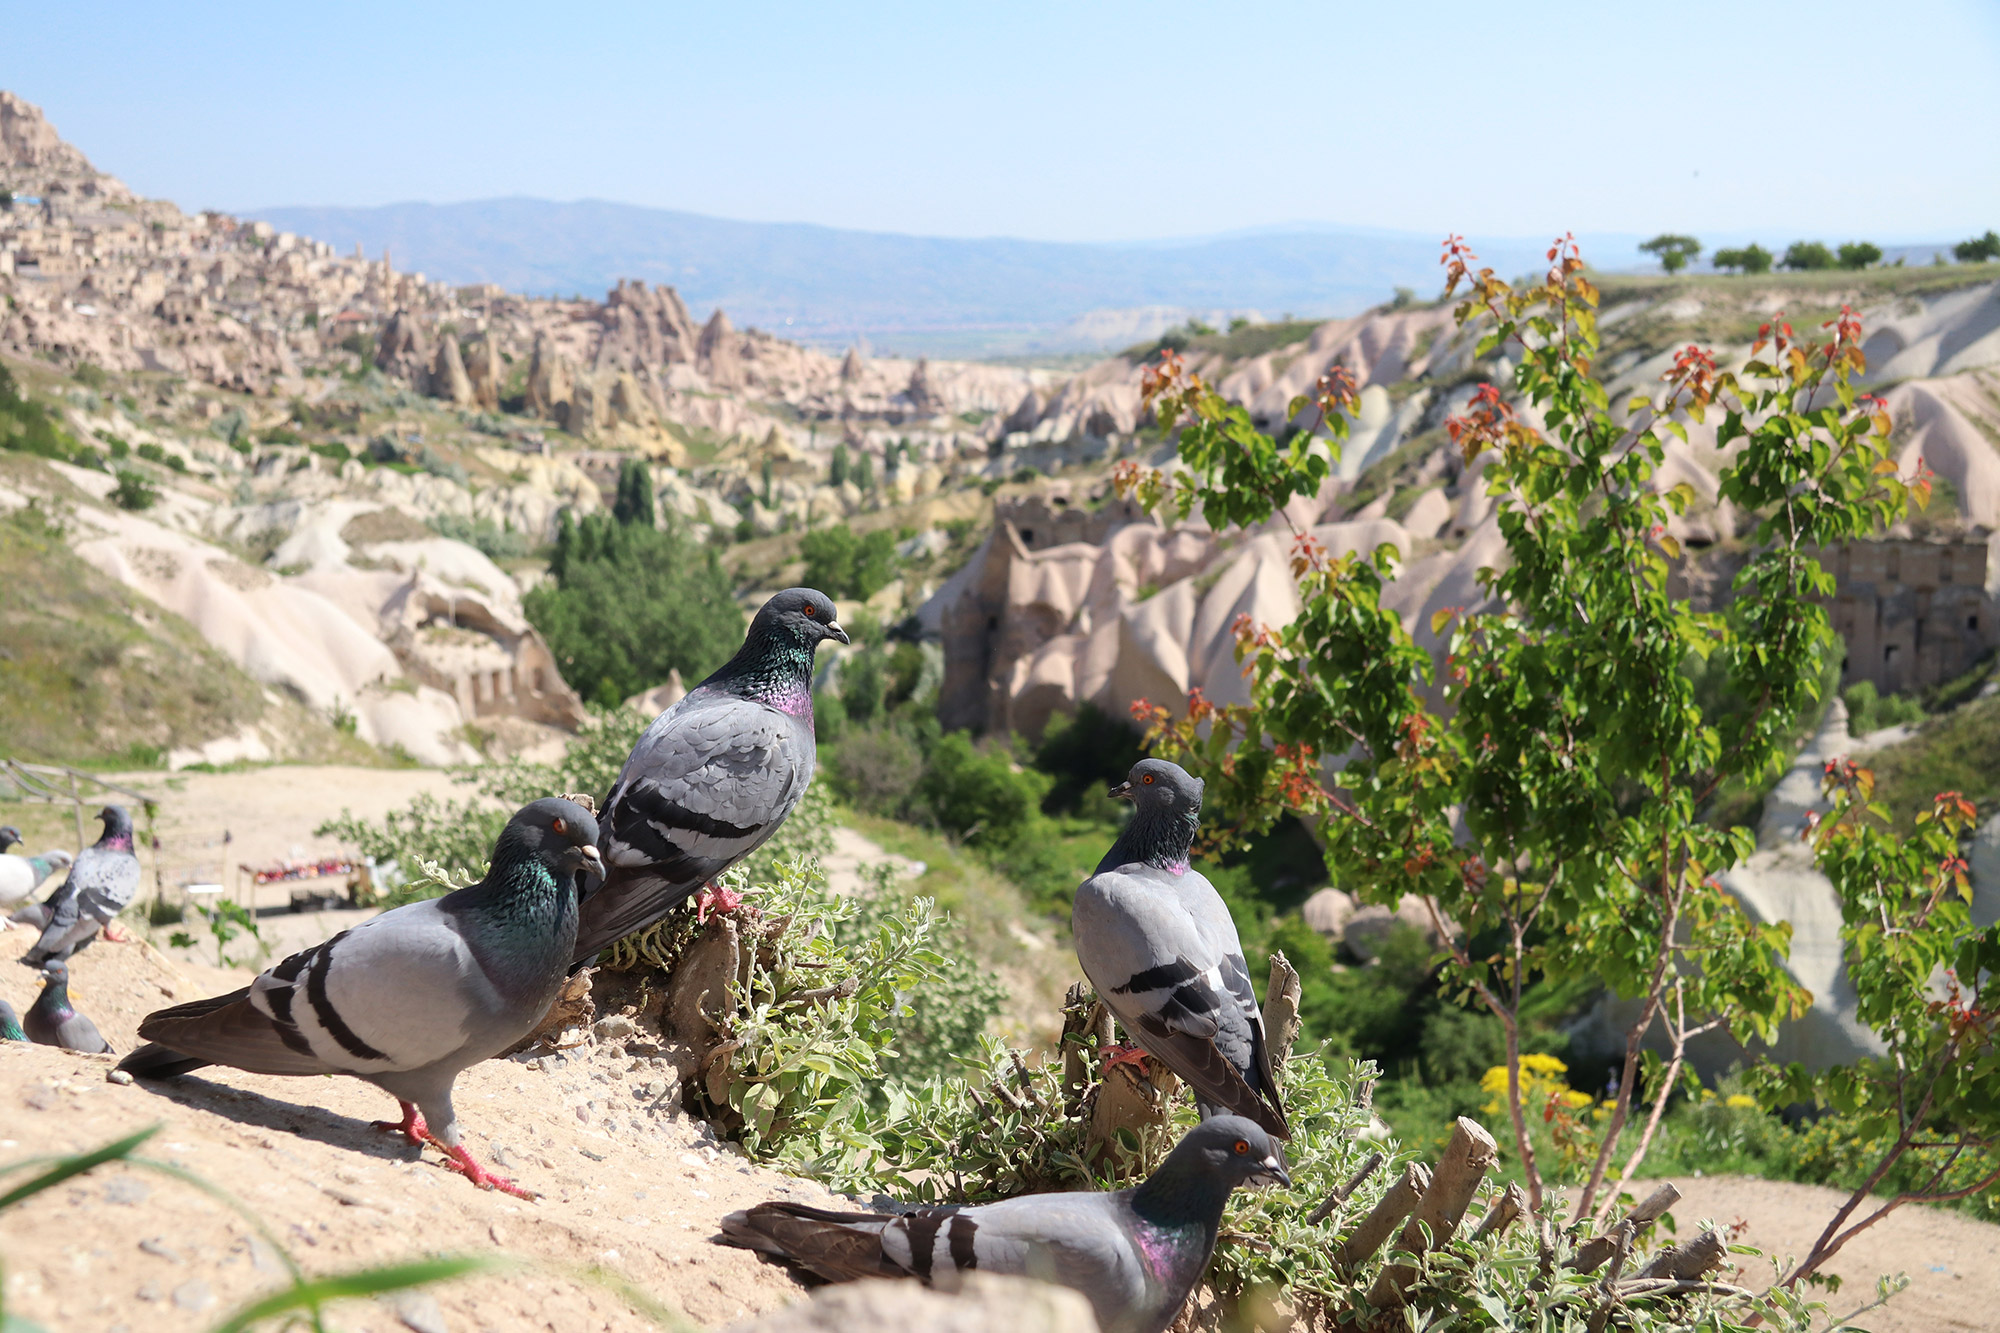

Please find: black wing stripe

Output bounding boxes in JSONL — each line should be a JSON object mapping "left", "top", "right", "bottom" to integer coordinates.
{"left": 904, "top": 1212, "right": 943, "bottom": 1281}
{"left": 1114, "top": 958, "right": 1201, "bottom": 994}
{"left": 618, "top": 787, "right": 761, "bottom": 843}
{"left": 305, "top": 932, "right": 388, "bottom": 1061}
{"left": 948, "top": 1215, "right": 978, "bottom": 1272}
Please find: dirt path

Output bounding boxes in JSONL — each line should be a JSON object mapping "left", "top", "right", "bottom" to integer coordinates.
{"left": 1622, "top": 1174, "right": 2000, "bottom": 1332}
{"left": 0, "top": 941, "right": 841, "bottom": 1333}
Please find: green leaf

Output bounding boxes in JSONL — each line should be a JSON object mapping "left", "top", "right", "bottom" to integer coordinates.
{"left": 0, "top": 1125, "right": 160, "bottom": 1210}
{"left": 208, "top": 1256, "right": 506, "bottom": 1333}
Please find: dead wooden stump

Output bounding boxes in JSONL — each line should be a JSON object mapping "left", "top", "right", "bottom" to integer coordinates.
{"left": 1572, "top": 1184, "right": 1680, "bottom": 1274}
{"left": 1338, "top": 1161, "right": 1431, "bottom": 1270}
{"left": 1365, "top": 1117, "right": 1498, "bottom": 1307}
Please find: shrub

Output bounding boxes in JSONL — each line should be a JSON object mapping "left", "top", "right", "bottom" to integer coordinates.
{"left": 110, "top": 469, "right": 158, "bottom": 510}
{"left": 829, "top": 728, "right": 924, "bottom": 815}
{"left": 799, "top": 522, "right": 899, "bottom": 600}
{"left": 1781, "top": 239, "right": 1836, "bottom": 270}
{"left": 1713, "top": 243, "right": 1774, "bottom": 274}
{"left": 1032, "top": 703, "right": 1145, "bottom": 816}
{"left": 1842, "top": 678, "right": 1924, "bottom": 735}
{"left": 525, "top": 511, "right": 742, "bottom": 706}
{"left": 427, "top": 513, "right": 535, "bottom": 561}
{"left": 612, "top": 457, "right": 655, "bottom": 527}
{"left": 921, "top": 731, "right": 1050, "bottom": 842}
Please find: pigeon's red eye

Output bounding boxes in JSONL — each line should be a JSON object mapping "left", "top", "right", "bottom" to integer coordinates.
{"left": 553, "top": 818, "right": 567, "bottom": 834}
{"left": 1233, "top": 1139, "right": 1249, "bottom": 1155}
{"left": 804, "top": 604, "right": 818, "bottom": 617}
{"left": 1143, "top": 774, "right": 1155, "bottom": 785}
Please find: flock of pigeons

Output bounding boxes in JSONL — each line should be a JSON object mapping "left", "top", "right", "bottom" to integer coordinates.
{"left": 2, "top": 588, "right": 1298, "bottom": 1333}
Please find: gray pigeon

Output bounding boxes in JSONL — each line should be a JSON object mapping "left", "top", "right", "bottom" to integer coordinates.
{"left": 1072, "top": 759, "right": 1290, "bottom": 1139}
{"left": 572, "top": 587, "right": 847, "bottom": 965}
{"left": 0, "top": 999, "right": 25, "bottom": 1042}
{"left": 24, "top": 959, "right": 112, "bottom": 1053}
{"left": 17, "top": 806, "right": 140, "bottom": 966}
{"left": 720, "top": 1115, "right": 1289, "bottom": 1333}
{"left": 117, "top": 798, "right": 602, "bottom": 1197}
{"left": 0, "top": 826, "right": 17, "bottom": 852}
{"left": 0, "top": 848, "right": 73, "bottom": 914}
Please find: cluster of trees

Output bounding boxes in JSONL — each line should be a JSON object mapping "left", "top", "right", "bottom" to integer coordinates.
{"left": 1647, "top": 230, "right": 2000, "bottom": 274}
{"left": 523, "top": 458, "right": 743, "bottom": 708}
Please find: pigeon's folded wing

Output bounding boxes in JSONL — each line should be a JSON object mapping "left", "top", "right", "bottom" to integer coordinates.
{"left": 140, "top": 904, "right": 483, "bottom": 1076}
{"left": 577, "top": 697, "right": 811, "bottom": 959}
{"left": 890, "top": 1192, "right": 1144, "bottom": 1305}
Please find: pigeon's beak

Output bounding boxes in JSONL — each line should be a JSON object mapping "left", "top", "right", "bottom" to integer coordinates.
{"left": 1108, "top": 780, "right": 1135, "bottom": 802}
{"left": 577, "top": 844, "right": 605, "bottom": 881}
{"left": 826, "top": 620, "right": 850, "bottom": 646}
{"left": 1251, "top": 1152, "right": 1290, "bottom": 1188}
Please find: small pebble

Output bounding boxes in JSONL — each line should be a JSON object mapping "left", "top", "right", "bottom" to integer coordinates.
{"left": 103, "top": 1177, "right": 149, "bottom": 1206}
{"left": 106, "top": 1069, "right": 134, "bottom": 1086}
{"left": 139, "top": 1238, "right": 182, "bottom": 1264}
{"left": 392, "top": 1290, "right": 451, "bottom": 1333}
{"left": 171, "top": 1279, "right": 214, "bottom": 1313}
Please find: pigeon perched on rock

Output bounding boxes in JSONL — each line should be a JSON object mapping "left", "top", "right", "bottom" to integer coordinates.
{"left": 0, "top": 848, "right": 73, "bottom": 916}
{"left": 572, "top": 587, "right": 847, "bottom": 965}
{"left": 0, "top": 999, "right": 24, "bottom": 1042}
{"left": 1072, "top": 759, "right": 1290, "bottom": 1139}
{"left": 16, "top": 806, "right": 140, "bottom": 965}
{"left": 118, "top": 798, "right": 603, "bottom": 1197}
{"left": 24, "top": 959, "right": 112, "bottom": 1053}
{"left": 720, "top": 1115, "right": 1289, "bottom": 1333}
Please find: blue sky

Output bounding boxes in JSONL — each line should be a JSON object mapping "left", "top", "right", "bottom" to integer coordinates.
{"left": 10, "top": 0, "right": 1998, "bottom": 244}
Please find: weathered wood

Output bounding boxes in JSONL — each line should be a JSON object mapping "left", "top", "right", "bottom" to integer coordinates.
{"left": 1470, "top": 1181, "right": 1528, "bottom": 1242}
{"left": 1571, "top": 1183, "right": 1682, "bottom": 1274}
{"left": 1263, "top": 952, "right": 1302, "bottom": 1079}
{"left": 1365, "top": 1117, "right": 1499, "bottom": 1306}
{"left": 1635, "top": 1228, "right": 1727, "bottom": 1282}
{"left": 1336, "top": 1161, "right": 1430, "bottom": 1270}
{"left": 1059, "top": 986, "right": 1100, "bottom": 1112}
{"left": 1308, "top": 1151, "right": 1384, "bottom": 1226}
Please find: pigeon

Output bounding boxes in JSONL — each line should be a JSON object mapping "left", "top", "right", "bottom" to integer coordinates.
{"left": 0, "top": 999, "right": 24, "bottom": 1042}
{"left": 16, "top": 806, "right": 140, "bottom": 965}
{"left": 23, "top": 959, "right": 112, "bottom": 1053}
{"left": 0, "top": 848, "right": 74, "bottom": 915}
{"left": 1072, "top": 759, "right": 1290, "bottom": 1139}
{"left": 117, "top": 798, "right": 602, "bottom": 1197}
{"left": 572, "top": 587, "right": 847, "bottom": 965}
{"left": 720, "top": 1115, "right": 1289, "bottom": 1333}
{"left": 0, "top": 826, "right": 16, "bottom": 852}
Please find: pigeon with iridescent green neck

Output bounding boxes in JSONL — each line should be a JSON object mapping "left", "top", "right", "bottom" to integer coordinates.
{"left": 573, "top": 587, "right": 846, "bottom": 965}
{"left": 0, "top": 999, "right": 25, "bottom": 1042}
{"left": 720, "top": 1116, "right": 1289, "bottom": 1333}
{"left": 118, "top": 798, "right": 603, "bottom": 1198}
{"left": 24, "top": 960, "right": 112, "bottom": 1053}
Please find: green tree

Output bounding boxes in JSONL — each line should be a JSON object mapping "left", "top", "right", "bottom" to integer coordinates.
{"left": 1955, "top": 230, "right": 2000, "bottom": 264}
{"left": 526, "top": 511, "right": 742, "bottom": 706}
{"left": 799, "top": 523, "right": 899, "bottom": 600}
{"left": 1782, "top": 240, "right": 1836, "bottom": 270}
{"left": 1712, "top": 243, "right": 1774, "bottom": 274}
{"left": 111, "top": 469, "right": 158, "bottom": 510}
{"left": 852, "top": 450, "right": 875, "bottom": 491}
{"left": 828, "top": 442, "right": 850, "bottom": 488}
{"left": 612, "top": 457, "right": 655, "bottom": 527}
{"left": 1638, "top": 233, "right": 1702, "bottom": 273}
{"left": 1122, "top": 238, "right": 1914, "bottom": 1222}
{"left": 921, "top": 731, "right": 1050, "bottom": 842}
{"left": 1837, "top": 240, "right": 1883, "bottom": 270}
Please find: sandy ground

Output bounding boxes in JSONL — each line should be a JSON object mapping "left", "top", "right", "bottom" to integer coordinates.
{"left": 0, "top": 941, "right": 846, "bottom": 1333}
{"left": 1606, "top": 1175, "right": 2000, "bottom": 1332}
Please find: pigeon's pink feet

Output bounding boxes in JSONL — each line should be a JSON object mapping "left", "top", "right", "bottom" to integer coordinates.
{"left": 370, "top": 1100, "right": 429, "bottom": 1147}
{"left": 425, "top": 1133, "right": 536, "bottom": 1199}
{"left": 694, "top": 882, "right": 743, "bottom": 924}
{"left": 101, "top": 924, "right": 131, "bottom": 943}
{"left": 1100, "top": 1043, "right": 1152, "bottom": 1075}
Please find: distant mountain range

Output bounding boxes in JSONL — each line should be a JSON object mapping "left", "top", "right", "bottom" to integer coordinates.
{"left": 249, "top": 198, "right": 1654, "bottom": 358}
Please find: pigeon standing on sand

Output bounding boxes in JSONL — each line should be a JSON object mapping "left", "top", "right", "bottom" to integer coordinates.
{"left": 572, "top": 587, "right": 847, "bottom": 966}
{"left": 23, "top": 959, "right": 112, "bottom": 1053}
{"left": 117, "top": 798, "right": 603, "bottom": 1197}
{"left": 1072, "top": 759, "right": 1291, "bottom": 1139}
{"left": 0, "top": 999, "right": 25, "bottom": 1042}
{"left": 17, "top": 806, "right": 140, "bottom": 964}
{"left": 0, "top": 847, "right": 74, "bottom": 917}
{"left": 720, "top": 1115, "right": 1289, "bottom": 1333}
